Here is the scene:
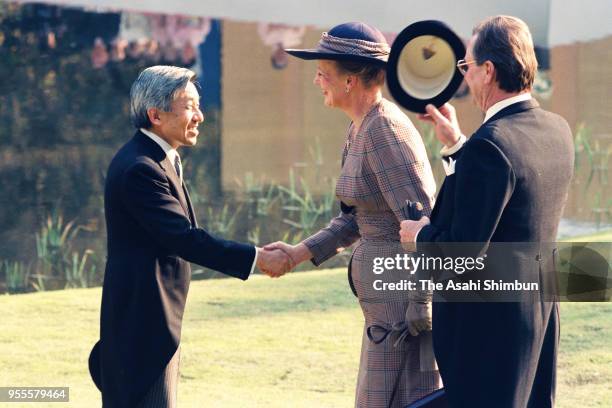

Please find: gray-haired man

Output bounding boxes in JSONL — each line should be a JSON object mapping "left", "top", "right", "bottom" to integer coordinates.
{"left": 88, "top": 66, "right": 291, "bottom": 407}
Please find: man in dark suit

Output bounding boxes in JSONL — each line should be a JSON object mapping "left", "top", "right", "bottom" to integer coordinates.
{"left": 89, "top": 66, "right": 291, "bottom": 407}
{"left": 400, "top": 16, "right": 574, "bottom": 408}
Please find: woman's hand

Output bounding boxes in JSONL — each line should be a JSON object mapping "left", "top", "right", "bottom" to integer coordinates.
{"left": 405, "top": 301, "right": 433, "bottom": 336}
{"left": 256, "top": 248, "right": 293, "bottom": 278}
{"left": 263, "top": 242, "right": 312, "bottom": 268}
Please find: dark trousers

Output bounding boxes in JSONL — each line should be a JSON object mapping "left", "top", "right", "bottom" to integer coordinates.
{"left": 137, "top": 347, "right": 181, "bottom": 408}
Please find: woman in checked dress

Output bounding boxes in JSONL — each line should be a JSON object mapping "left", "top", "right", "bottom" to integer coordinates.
{"left": 266, "top": 22, "right": 441, "bottom": 407}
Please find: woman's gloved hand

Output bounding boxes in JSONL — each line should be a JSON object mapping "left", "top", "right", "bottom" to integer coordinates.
{"left": 405, "top": 301, "right": 432, "bottom": 336}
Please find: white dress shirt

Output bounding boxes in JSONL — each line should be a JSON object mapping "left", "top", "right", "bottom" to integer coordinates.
{"left": 140, "top": 128, "right": 182, "bottom": 182}
{"left": 140, "top": 128, "right": 258, "bottom": 274}
{"left": 413, "top": 93, "right": 532, "bottom": 243}
{"left": 483, "top": 93, "right": 532, "bottom": 124}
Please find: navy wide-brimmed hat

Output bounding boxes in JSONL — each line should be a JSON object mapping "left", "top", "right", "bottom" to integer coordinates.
{"left": 285, "top": 22, "right": 389, "bottom": 67}
{"left": 386, "top": 20, "right": 466, "bottom": 113}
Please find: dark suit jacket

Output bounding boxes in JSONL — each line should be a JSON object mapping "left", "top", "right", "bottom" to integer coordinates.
{"left": 89, "top": 131, "right": 256, "bottom": 407}
{"left": 418, "top": 99, "right": 574, "bottom": 408}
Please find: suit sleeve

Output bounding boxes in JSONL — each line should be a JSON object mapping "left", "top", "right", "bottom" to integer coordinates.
{"left": 302, "top": 211, "right": 360, "bottom": 266}
{"left": 120, "top": 161, "right": 255, "bottom": 280}
{"left": 418, "top": 137, "right": 516, "bottom": 248}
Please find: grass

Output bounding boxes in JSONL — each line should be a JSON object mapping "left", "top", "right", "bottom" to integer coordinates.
{"left": 569, "top": 229, "right": 612, "bottom": 242}
{"left": 0, "top": 269, "right": 610, "bottom": 407}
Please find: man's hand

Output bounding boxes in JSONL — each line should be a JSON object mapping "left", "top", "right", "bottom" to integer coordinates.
{"left": 405, "top": 301, "right": 433, "bottom": 337}
{"left": 400, "top": 216, "right": 430, "bottom": 244}
{"left": 263, "top": 242, "right": 312, "bottom": 267}
{"left": 417, "top": 103, "right": 462, "bottom": 148}
{"left": 256, "top": 248, "right": 292, "bottom": 278}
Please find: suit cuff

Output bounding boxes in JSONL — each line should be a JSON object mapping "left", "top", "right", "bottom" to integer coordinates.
{"left": 440, "top": 134, "right": 467, "bottom": 157}
{"left": 249, "top": 247, "right": 258, "bottom": 275}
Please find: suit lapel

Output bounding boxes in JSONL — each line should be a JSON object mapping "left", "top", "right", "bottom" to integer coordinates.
{"left": 159, "top": 157, "right": 192, "bottom": 222}
{"left": 134, "top": 131, "right": 193, "bottom": 224}
{"left": 182, "top": 184, "right": 198, "bottom": 228}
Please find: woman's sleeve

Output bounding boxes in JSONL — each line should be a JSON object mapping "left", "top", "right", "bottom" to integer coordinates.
{"left": 364, "top": 114, "right": 437, "bottom": 222}
{"left": 302, "top": 211, "right": 361, "bottom": 266}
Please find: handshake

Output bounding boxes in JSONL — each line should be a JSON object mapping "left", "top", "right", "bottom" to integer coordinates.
{"left": 255, "top": 242, "right": 311, "bottom": 278}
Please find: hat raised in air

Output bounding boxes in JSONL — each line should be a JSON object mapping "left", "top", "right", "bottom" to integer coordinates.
{"left": 386, "top": 20, "right": 466, "bottom": 113}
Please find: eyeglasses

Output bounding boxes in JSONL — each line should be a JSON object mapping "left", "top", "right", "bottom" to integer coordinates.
{"left": 456, "top": 59, "right": 477, "bottom": 75}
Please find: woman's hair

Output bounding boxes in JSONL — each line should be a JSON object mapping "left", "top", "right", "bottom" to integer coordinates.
{"left": 334, "top": 60, "right": 385, "bottom": 88}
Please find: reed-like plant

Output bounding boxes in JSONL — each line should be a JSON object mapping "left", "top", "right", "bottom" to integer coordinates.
{"left": 279, "top": 168, "right": 336, "bottom": 237}
{"left": 3, "top": 260, "right": 30, "bottom": 293}
{"left": 205, "top": 204, "right": 241, "bottom": 236}
{"left": 574, "top": 122, "right": 594, "bottom": 174}
{"left": 308, "top": 136, "right": 325, "bottom": 181}
{"left": 247, "top": 225, "right": 261, "bottom": 246}
{"left": 590, "top": 192, "right": 612, "bottom": 230}
{"left": 65, "top": 249, "right": 96, "bottom": 289}
{"left": 420, "top": 124, "right": 442, "bottom": 163}
{"left": 35, "top": 214, "right": 73, "bottom": 289}
{"left": 591, "top": 141, "right": 611, "bottom": 185}
{"left": 33, "top": 212, "right": 95, "bottom": 290}
{"left": 236, "top": 172, "right": 282, "bottom": 217}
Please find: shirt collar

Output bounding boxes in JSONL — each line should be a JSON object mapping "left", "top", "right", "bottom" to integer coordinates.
{"left": 140, "top": 128, "right": 179, "bottom": 164}
{"left": 483, "top": 93, "right": 532, "bottom": 124}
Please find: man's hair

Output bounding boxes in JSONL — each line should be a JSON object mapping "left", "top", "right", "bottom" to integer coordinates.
{"left": 472, "top": 15, "right": 537, "bottom": 93}
{"left": 129, "top": 66, "right": 196, "bottom": 129}
{"left": 334, "top": 60, "right": 386, "bottom": 89}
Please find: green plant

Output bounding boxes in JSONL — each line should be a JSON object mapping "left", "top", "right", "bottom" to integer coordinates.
{"left": 308, "top": 136, "right": 325, "bottom": 181}
{"left": 2, "top": 260, "right": 30, "bottom": 293}
{"left": 573, "top": 123, "right": 594, "bottom": 174}
{"left": 205, "top": 204, "right": 241, "bottom": 236}
{"left": 35, "top": 213, "right": 78, "bottom": 277}
{"left": 33, "top": 212, "right": 95, "bottom": 290}
{"left": 591, "top": 140, "right": 611, "bottom": 185}
{"left": 281, "top": 229, "right": 304, "bottom": 246}
{"left": 236, "top": 173, "right": 282, "bottom": 217}
{"left": 420, "top": 124, "right": 442, "bottom": 163}
{"left": 590, "top": 192, "right": 612, "bottom": 230}
{"left": 238, "top": 172, "right": 264, "bottom": 195}
{"left": 64, "top": 249, "right": 96, "bottom": 289}
{"left": 30, "top": 272, "right": 49, "bottom": 292}
{"left": 183, "top": 179, "right": 202, "bottom": 205}
{"left": 247, "top": 225, "right": 261, "bottom": 246}
{"left": 279, "top": 169, "right": 335, "bottom": 237}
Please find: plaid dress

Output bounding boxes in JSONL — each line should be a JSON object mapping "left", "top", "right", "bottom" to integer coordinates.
{"left": 303, "top": 98, "right": 441, "bottom": 407}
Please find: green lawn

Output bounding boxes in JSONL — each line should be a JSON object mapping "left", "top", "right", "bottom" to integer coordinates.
{"left": 0, "top": 268, "right": 610, "bottom": 407}
{"left": 568, "top": 229, "right": 612, "bottom": 242}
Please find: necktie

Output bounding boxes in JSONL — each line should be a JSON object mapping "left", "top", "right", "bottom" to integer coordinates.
{"left": 174, "top": 154, "right": 182, "bottom": 183}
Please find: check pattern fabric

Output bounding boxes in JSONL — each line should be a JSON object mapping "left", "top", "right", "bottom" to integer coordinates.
{"left": 302, "top": 98, "right": 440, "bottom": 407}
{"left": 318, "top": 32, "right": 390, "bottom": 60}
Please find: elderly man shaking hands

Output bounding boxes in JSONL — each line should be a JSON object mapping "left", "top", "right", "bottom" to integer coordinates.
{"left": 88, "top": 66, "right": 294, "bottom": 408}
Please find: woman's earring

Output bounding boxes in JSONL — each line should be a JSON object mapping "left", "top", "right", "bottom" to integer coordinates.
{"left": 345, "top": 87, "right": 350, "bottom": 93}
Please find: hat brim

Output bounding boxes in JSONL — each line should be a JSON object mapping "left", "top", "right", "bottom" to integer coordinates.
{"left": 285, "top": 48, "right": 387, "bottom": 67}
{"left": 386, "top": 20, "right": 466, "bottom": 113}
